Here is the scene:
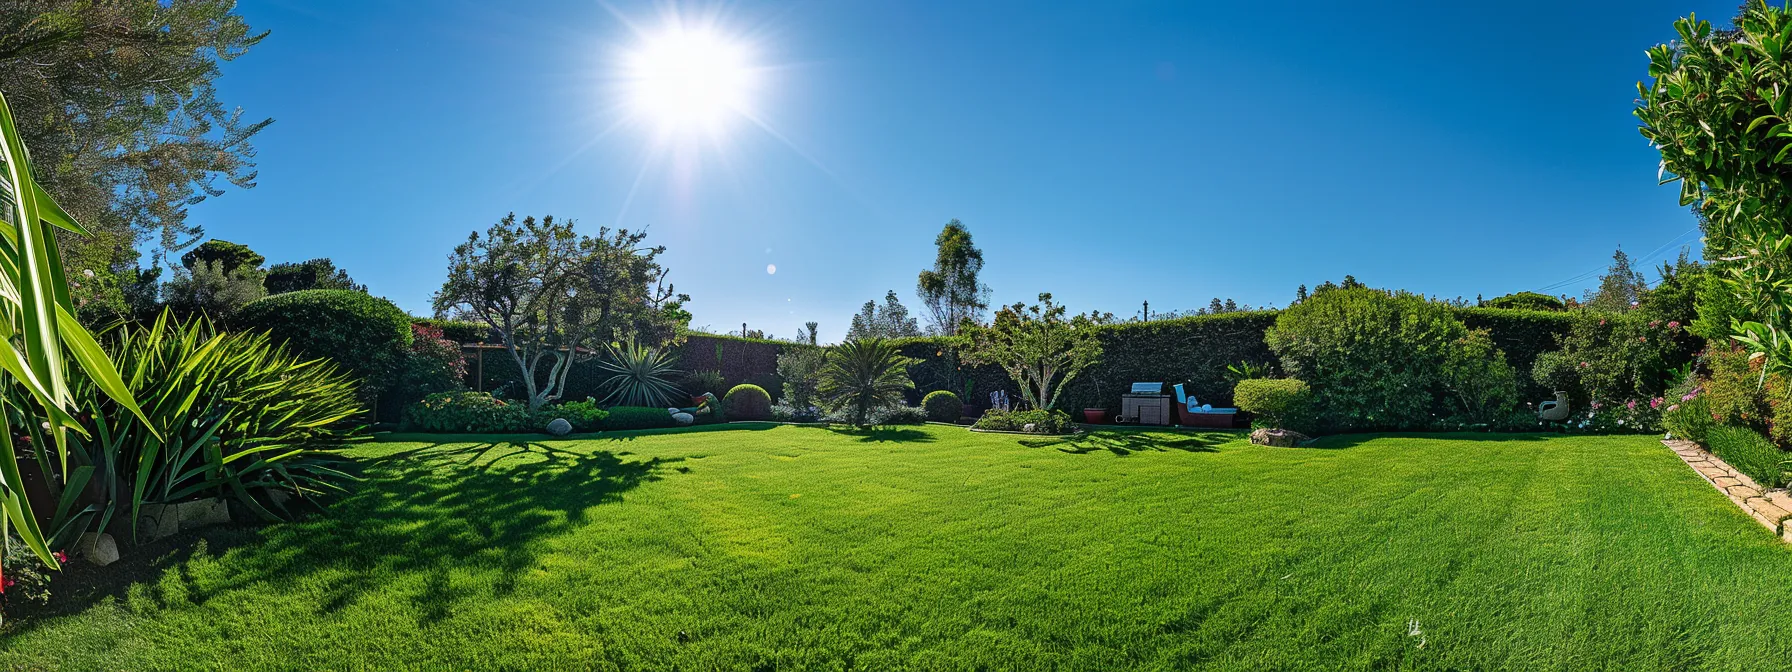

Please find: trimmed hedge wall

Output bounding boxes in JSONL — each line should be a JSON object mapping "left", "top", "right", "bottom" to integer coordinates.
{"left": 462, "top": 308, "right": 1574, "bottom": 413}
{"left": 413, "top": 317, "right": 490, "bottom": 344}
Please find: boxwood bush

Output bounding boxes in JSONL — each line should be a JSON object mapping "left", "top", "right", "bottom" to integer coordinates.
{"left": 236, "top": 289, "right": 413, "bottom": 396}
{"left": 1232, "top": 378, "right": 1310, "bottom": 429}
{"left": 723, "top": 384, "right": 772, "bottom": 421}
{"left": 922, "top": 390, "right": 963, "bottom": 422}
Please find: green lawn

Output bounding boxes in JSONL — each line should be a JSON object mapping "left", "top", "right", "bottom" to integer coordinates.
{"left": 3, "top": 424, "right": 1791, "bottom": 670}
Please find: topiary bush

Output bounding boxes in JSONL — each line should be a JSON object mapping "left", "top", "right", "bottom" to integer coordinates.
{"left": 1232, "top": 378, "right": 1310, "bottom": 429}
{"left": 723, "top": 384, "right": 773, "bottom": 421}
{"left": 236, "top": 289, "right": 413, "bottom": 399}
{"left": 922, "top": 390, "right": 963, "bottom": 422}
{"left": 604, "top": 406, "right": 680, "bottom": 431}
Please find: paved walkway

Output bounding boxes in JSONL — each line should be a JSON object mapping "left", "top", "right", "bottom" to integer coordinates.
{"left": 1664, "top": 438, "right": 1792, "bottom": 541}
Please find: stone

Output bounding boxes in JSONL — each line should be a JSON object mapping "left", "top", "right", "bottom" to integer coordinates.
{"left": 75, "top": 532, "right": 119, "bottom": 566}
{"left": 135, "top": 503, "right": 179, "bottom": 542}
{"left": 1714, "top": 476, "right": 1743, "bottom": 489}
{"left": 546, "top": 418, "right": 572, "bottom": 436}
{"left": 671, "top": 412, "right": 695, "bottom": 426}
{"left": 176, "top": 498, "right": 231, "bottom": 530}
{"left": 1768, "top": 491, "right": 1792, "bottom": 514}
{"left": 1022, "top": 423, "right": 1038, "bottom": 433}
{"left": 1749, "top": 498, "right": 1792, "bottom": 524}
{"left": 1250, "top": 428, "right": 1311, "bottom": 447}
{"left": 1727, "top": 485, "right": 1763, "bottom": 500}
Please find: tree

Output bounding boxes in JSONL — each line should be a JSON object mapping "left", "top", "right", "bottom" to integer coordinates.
{"left": 845, "top": 290, "right": 921, "bottom": 340}
{"left": 266, "top": 258, "right": 366, "bottom": 294}
{"left": 1635, "top": 3, "right": 1792, "bottom": 374}
{"left": 1296, "top": 285, "right": 1309, "bottom": 303}
{"left": 961, "top": 293, "right": 1104, "bottom": 411}
{"left": 776, "top": 345, "right": 826, "bottom": 408}
{"left": 180, "top": 239, "right": 264, "bottom": 275}
{"left": 433, "top": 213, "right": 689, "bottom": 411}
{"left": 161, "top": 259, "right": 265, "bottom": 320}
{"left": 1582, "top": 246, "right": 1649, "bottom": 312}
{"left": 916, "top": 219, "right": 990, "bottom": 334}
{"left": 817, "top": 338, "right": 915, "bottom": 426}
{"left": 1485, "top": 291, "right": 1565, "bottom": 311}
{"left": 0, "top": 3, "right": 272, "bottom": 278}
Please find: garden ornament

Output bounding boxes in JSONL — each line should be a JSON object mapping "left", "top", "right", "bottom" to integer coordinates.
{"left": 1537, "top": 391, "right": 1570, "bottom": 422}
{"left": 671, "top": 392, "right": 719, "bottom": 419}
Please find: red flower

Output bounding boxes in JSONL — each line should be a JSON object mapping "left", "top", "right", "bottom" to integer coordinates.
{"left": 53, "top": 550, "right": 68, "bottom": 564}
{"left": 1668, "top": 321, "right": 1680, "bottom": 329}
{"left": 1638, "top": 336, "right": 1647, "bottom": 343}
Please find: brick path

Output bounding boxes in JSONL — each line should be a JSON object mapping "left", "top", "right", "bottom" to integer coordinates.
{"left": 1664, "top": 438, "right": 1792, "bottom": 542}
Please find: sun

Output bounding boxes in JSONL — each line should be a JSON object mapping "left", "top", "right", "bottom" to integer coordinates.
{"left": 622, "top": 26, "right": 757, "bottom": 135}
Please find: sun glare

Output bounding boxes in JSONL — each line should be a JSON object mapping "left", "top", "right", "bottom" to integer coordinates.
{"left": 623, "top": 27, "right": 756, "bottom": 135}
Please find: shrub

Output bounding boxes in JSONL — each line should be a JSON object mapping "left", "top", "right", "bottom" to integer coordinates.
{"left": 1707, "top": 425, "right": 1789, "bottom": 488}
{"left": 552, "top": 398, "right": 610, "bottom": 432}
{"left": 818, "top": 339, "right": 916, "bottom": 426}
{"left": 0, "top": 537, "right": 54, "bottom": 616}
{"left": 1440, "top": 330, "right": 1527, "bottom": 429}
{"left": 681, "top": 370, "right": 729, "bottom": 399}
{"left": 596, "top": 342, "right": 683, "bottom": 408}
{"left": 723, "top": 384, "right": 773, "bottom": 421}
{"left": 1232, "top": 378, "right": 1310, "bottom": 429}
{"left": 973, "top": 408, "right": 1075, "bottom": 434}
{"left": 1484, "top": 292, "right": 1564, "bottom": 311}
{"left": 406, "top": 391, "right": 544, "bottom": 433}
{"left": 1530, "top": 307, "right": 1698, "bottom": 413}
{"left": 603, "top": 406, "right": 680, "bottom": 431}
{"left": 60, "top": 314, "right": 365, "bottom": 542}
{"left": 412, "top": 317, "right": 489, "bottom": 344}
{"left": 1703, "top": 344, "right": 1771, "bottom": 429}
{"left": 1265, "top": 287, "right": 1521, "bottom": 433}
{"left": 776, "top": 346, "right": 826, "bottom": 407}
{"left": 922, "top": 390, "right": 963, "bottom": 422}
{"left": 828, "top": 404, "right": 929, "bottom": 426}
{"left": 235, "top": 289, "right": 413, "bottom": 398}
{"left": 770, "top": 403, "right": 824, "bottom": 423}
{"left": 1662, "top": 377, "right": 1714, "bottom": 444}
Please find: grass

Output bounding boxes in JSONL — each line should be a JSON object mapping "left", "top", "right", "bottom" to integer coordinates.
{"left": 3, "top": 425, "right": 1792, "bottom": 669}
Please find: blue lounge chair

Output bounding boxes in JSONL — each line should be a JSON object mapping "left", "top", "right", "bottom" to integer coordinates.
{"left": 1174, "top": 384, "right": 1238, "bottom": 427}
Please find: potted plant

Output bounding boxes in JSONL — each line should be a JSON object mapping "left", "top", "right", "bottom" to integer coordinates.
{"left": 1083, "top": 408, "right": 1109, "bottom": 424}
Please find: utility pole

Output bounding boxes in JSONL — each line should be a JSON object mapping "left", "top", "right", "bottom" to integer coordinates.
{"left": 742, "top": 322, "right": 748, "bottom": 338}
{"left": 1142, "top": 300, "right": 1150, "bottom": 322}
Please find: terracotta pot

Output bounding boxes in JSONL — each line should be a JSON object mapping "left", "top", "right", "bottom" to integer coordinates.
{"left": 1083, "top": 409, "right": 1109, "bottom": 424}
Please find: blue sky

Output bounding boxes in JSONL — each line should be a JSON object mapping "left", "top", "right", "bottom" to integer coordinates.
{"left": 193, "top": 0, "right": 1729, "bottom": 342}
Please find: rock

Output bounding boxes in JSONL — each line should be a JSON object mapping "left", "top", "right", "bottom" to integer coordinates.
{"left": 1250, "top": 428, "right": 1311, "bottom": 447}
{"left": 672, "top": 412, "right": 695, "bottom": 426}
{"left": 1022, "top": 423, "right": 1038, "bottom": 433}
{"left": 546, "top": 418, "right": 573, "bottom": 436}
{"left": 176, "top": 498, "right": 231, "bottom": 530}
{"left": 135, "top": 503, "right": 179, "bottom": 542}
{"left": 76, "top": 532, "right": 119, "bottom": 567}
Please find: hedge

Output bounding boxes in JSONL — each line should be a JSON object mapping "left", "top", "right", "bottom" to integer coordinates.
{"left": 462, "top": 307, "right": 1580, "bottom": 415}
{"left": 236, "top": 289, "right": 412, "bottom": 390}
{"left": 412, "top": 317, "right": 490, "bottom": 344}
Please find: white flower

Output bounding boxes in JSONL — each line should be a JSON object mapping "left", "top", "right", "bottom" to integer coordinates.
{"left": 81, "top": 269, "right": 94, "bottom": 278}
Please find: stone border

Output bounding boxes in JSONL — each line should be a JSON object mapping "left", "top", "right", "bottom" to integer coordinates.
{"left": 1664, "top": 438, "right": 1792, "bottom": 542}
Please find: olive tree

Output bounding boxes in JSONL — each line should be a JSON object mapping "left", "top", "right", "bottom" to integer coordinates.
{"left": 961, "top": 293, "right": 1102, "bottom": 410}
{"left": 433, "top": 213, "right": 690, "bottom": 411}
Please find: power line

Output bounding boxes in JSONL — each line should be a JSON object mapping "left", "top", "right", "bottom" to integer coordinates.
{"left": 1530, "top": 227, "right": 1700, "bottom": 294}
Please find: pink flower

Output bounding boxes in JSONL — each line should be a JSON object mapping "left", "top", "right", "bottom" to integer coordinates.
{"left": 1668, "top": 404, "right": 1680, "bottom": 412}
{"left": 1668, "top": 321, "right": 1680, "bottom": 329}
{"left": 1649, "top": 320, "right": 1660, "bottom": 328}
{"left": 1627, "top": 400, "right": 1637, "bottom": 410}
{"left": 1580, "top": 361, "right": 1589, "bottom": 368}
{"left": 1599, "top": 319, "right": 1607, "bottom": 326}
{"left": 1591, "top": 401, "right": 1603, "bottom": 410}
{"left": 53, "top": 550, "right": 68, "bottom": 564}
{"left": 1650, "top": 397, "right": 1663, "bottom": 409}
{"left": 1638, "top": 336, "right": 1648, "bottom": 343}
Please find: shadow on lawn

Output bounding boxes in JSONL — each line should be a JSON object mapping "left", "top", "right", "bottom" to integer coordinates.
{"left": 1304, "top": 431, "right": 1560, "bottom": 450}
{"left": 8, "top": 439, "right": 680, "bottom": 634}
{"left": 822, "top": 426, "right": 937, "bottom": 443}
{"left": 1023, "top": 429, "right": 1231, "bottom": 456}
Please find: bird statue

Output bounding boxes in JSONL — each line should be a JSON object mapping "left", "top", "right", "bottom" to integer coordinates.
{"left": 1537, "top": 391, "right": 1571, "bottom": 422}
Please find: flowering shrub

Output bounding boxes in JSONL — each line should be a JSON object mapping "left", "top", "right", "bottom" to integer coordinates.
{"left": 1, "top": 538, "right": 55, "bottom": 621}
{"left": 1661, "top": 375, "right": 1715, "bottom": 444}
{"left": 1530, "top": 312, "right": 1697, "bottom": 414}
{"left": 973, "top": 408, "right": 1075, "bottom": 434}
{"left": 405, "top": 391, "right": 544, "bottom": 433}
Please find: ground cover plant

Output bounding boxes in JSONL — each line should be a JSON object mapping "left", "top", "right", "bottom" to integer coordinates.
{"left": 4, "top": 426, "right": 1792, "bottom": 669}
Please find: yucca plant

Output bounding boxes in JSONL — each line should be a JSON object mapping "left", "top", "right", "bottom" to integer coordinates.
{"left": 0, "top": 88, "right": 150, "bottom": 568}
{"left": 595, "top": 341, "right": 682, "bottom": 408}
{"left": 817, "top": 338, "right": 916, "bottom": 427}
{"left": 42, "top": 312, "right": 364, "bottom": 545}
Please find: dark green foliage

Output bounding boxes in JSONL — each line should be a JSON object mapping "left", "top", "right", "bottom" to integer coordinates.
{"left": 1707, "top": 425, "right": 1789, "bottom": 488}
{"left": 972, "top": 408, "right": 1075, "bottom": 434}
{"left": 551, "top": 399, "right": 609, "bottom": 432}
{"left": 1454, "top": 308, "right": 1577, "bottom": 399}
{"left": 406, "top": 391, "right": 547, "bottom": 434}
{"left": 1530, "top": 313, "right": 1696, "bottom": 411}
{"left": 180, "top": 239, "right": 265, "bottom": 275}
{"left": 916, "top": 219, "right": 990, "bottom": 335}
{"left": 57, "top": 314, "right": 365, "bottom": 543}
{"left": 846, "top": 290, "right": 922, "bottom": 340}
{"left": 681, "top": 370, "right": 729, "bottom": 399}
{"left": 235, "top": 290, "right": 413, "bottom": 399}
{"left": 1690, "top": 267, "right": 1746, "bottom": 343}
{"left": 596, "top": 342, "right": 682, "bottom": 408}
{"left": 383, "top": 324, "right": 469, "bottom": 421}
{"left": 1484, "top": 292, "right": 1565, "bottom": 311}
{"left": 602, "top": 406, "right": 679, "bottom": 431}
{"left": 1266, "top": 288, "right": 1523, "bottom": 433}
{"left": 818, "top": 339, "right": 916, "bottom": 427}
{"left": 1232, "top": 379, "right": 1310, "bottom": 429}
{"left": 1583, "top": 247, "right": 1650, "bottom": 312}
{"left": 723, "top": 384, "right": 772, "bottom": 421}
{"left": 265, "top": 258, "right": 365, "bottom": 294}
{"left": 161, "top": 258, "right": 267, "bottom": 321}
{"left": 412, "top": 318, "right": 489, "bottom": 344}
{"left": 922, "top": 390, "right": 963, "bottom": 422}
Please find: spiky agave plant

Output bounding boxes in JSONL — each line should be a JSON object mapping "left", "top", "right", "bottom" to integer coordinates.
{"left": 817, "top": 338, "right": 916, "bottom": 427}
{"left": 0, "top": 88, "right": 149, "bottom": 568}
{"left": 595, "top": 341, "right": 682, "bottom": 408}
{"left": 45, "top": 312, "right": 365, "bottom": 545}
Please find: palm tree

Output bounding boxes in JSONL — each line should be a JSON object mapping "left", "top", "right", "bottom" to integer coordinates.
{"left": 817, "top": 338, "right": 915, "bottom": 426}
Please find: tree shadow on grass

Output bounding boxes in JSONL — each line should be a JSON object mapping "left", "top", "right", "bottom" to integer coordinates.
{"left": 822, "top": 426, "right": 937, "bottom": 443}
{"left": 1023, "top": 429, "right": 1231, "bottom": 456}
{"left": 1302, "top": 431, "right": 1561, "bottom": 450}
{"left": 6, "top": 439, "right": 681, "bottom": 634}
